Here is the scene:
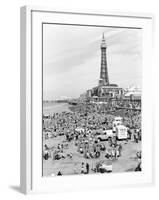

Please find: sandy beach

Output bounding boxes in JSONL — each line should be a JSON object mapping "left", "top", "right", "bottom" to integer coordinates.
{"left": 42, "top": 101, "right": 141, "bottom": 176}
{"left": 43, "top": 102, "right": 71, "bottom": 115}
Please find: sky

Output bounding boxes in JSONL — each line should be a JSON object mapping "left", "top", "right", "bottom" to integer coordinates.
{"left": 43, "top": 24, "right": 142, "bottom": 100}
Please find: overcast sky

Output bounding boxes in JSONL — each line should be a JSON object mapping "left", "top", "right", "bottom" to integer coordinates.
{"left": 43, "top": 24, "right": 142, "bottom": 100}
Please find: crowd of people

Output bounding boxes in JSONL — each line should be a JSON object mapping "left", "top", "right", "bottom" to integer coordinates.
{"left": 43, "top": 99, "right": 142, "bottom": 175}
{"left": 43, "top": 100, "right": 141, "bottom": 136}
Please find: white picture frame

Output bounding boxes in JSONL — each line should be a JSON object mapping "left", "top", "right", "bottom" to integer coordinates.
{"left": 20, "top": 6, "right": 155, "bottom": 194}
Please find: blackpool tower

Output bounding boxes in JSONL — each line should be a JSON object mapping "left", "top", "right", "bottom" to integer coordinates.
{"left": 99, "top": 33, "right": 109, "bottom": 86}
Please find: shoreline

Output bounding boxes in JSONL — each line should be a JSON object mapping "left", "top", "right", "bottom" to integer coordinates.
{"left": 43, "top": 101, "right": 72, "bottom": 115}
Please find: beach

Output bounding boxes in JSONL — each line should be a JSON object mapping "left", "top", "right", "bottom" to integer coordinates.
{"left": 42, "top": 101, "right": 141, "bottom": 176}
{"left": 43, "top": 102, "right": 71, "bottom": 115}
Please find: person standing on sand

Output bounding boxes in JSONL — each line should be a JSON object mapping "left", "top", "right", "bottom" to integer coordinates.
{"left": 118, "top": 144, "right": 122, "bottom": 156}
{"left": 86, "top": 163, "right": 90, "bottom": 174}
{"left": 81, "top": 162, "right": 85, "bottom": 174}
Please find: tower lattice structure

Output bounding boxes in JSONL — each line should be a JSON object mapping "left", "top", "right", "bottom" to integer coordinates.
{"left": 99, "top": 33, "right": 109, "bottom": 86}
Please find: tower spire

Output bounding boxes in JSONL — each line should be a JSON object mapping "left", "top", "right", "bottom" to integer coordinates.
{"left": 99, "top": 33, "right": 109, "bottom": 86}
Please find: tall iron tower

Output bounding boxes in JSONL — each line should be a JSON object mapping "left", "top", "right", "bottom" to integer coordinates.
{"left": 99, "top": 33, "right": 109, "bottom": 86}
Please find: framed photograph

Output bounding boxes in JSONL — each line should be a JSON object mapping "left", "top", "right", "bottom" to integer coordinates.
{"left": 20, "top": 6, "right": 154, "bottom": 194}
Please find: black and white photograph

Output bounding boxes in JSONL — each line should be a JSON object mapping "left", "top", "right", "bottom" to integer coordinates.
{"left": 42, "top": 24, "right": 142, "bottom": 177}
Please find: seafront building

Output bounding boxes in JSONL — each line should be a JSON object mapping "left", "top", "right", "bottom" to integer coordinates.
{"left": 123, "top": 86, "right": 141, "bottom": 102}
